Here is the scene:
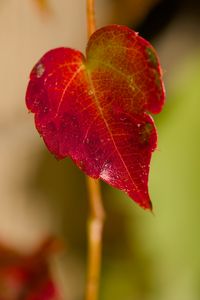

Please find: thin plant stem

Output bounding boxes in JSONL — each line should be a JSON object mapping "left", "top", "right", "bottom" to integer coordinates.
{"left": 85, "top": 176, "right": 105, "bottom": 300}
{"left": 87, "top": 0, "right": 96, "bottom": 37}
{"left": 85, "top": 1, "right": 105, "bottom": 300}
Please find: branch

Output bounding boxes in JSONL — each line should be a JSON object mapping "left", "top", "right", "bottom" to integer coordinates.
{"left": 85, "top": 2, "right": 105, "bottom": 300}
{"left": 85, "top": 176, "right": 105, "bottom": 300}
{"left": 87, "top": 0, "right": 96, "bottom": 37}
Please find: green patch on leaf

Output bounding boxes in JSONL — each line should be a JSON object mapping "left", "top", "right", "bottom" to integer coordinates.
{"left": 146, "top": 47, "right": 158, "bottom": 67}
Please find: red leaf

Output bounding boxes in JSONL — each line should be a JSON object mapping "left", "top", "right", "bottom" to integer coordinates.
{"left": 26, "top": 25, "right": 165, "bottom": 209}
{"left": 0, "top": 237, "right": 60, "bottom": 300}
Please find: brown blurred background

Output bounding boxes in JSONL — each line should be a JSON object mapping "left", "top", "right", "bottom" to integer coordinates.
{"left": 0, "top": 0, "right": 200, "bottom": 299}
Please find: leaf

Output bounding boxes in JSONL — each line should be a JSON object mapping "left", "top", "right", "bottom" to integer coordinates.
{"left": 26, "top": 25, "right": 165, "bottom": 209}
{"left": 0, "top": 237, "right": 60, "bottom": 299}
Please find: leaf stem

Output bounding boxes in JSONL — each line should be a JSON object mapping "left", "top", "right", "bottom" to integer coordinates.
{"left": 87, "top": 0, "right": 96, "bottom": 37}
{"left": 85, "top": 176, "right": 105, "bottom": 300}
{"left": 85, "top": 2, "right": 105, "bottom": 300}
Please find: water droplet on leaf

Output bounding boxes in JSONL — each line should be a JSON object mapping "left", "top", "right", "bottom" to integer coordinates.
{"left": 35, "top": 63, "right": 45, "bottom": 78}
{"left": 88, "top": 90, "right": 94, "bottom": 96}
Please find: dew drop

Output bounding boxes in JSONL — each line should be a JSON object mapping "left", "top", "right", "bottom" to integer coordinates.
{"left": 120, "top": 116, "right": 127, "bottom": 121}
{"left": 79, "top": 160, "right": 84, "bottom": 168}
{"left": 43, "top": 106, "right": 49, "bottom": 113}
{"left": 34, "top": 99, "right": 40, "bottom": 107}
{"left": 104, "top": 160, "right": 111, "bottom": 169}
{"left": 100, "top": 168, "right": 111, "bottom": 181}
{"left": 36, "top": 63, "right": 45, "bottom": 78}
{"left": 88, "top": 89, "right": 94, "bottom": 96}
{"left": 128, "top": 76, "right": 134, "bottom": 85}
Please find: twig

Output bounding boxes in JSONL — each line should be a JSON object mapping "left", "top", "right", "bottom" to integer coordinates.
{"left": 87, "top": 0, "right": 96, "bottom": 37}
{"left": 85, "top": 1, "right": 105, "bottom": 300}
{"left": 85, "top": 176, "right": 105, "bottom": 300}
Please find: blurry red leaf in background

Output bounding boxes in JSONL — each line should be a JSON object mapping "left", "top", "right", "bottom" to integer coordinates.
{"left": 26, "top": 25, "right": 165, "bottom": 209}
{"left": 0, "top": 237, "right": 60, "bottom": 300}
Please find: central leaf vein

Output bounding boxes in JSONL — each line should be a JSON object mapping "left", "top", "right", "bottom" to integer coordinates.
{"left": 85, "top": 68, "right": 139, "bottom": 193}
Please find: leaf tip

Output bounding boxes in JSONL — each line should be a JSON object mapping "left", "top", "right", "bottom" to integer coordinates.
{"left": 140, "top": 198, "right": 153, "bottom": 211}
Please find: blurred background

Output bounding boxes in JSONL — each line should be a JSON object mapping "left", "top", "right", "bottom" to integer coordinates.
{"left": 0, "top": 0, "right": 200, "bottom": 299}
